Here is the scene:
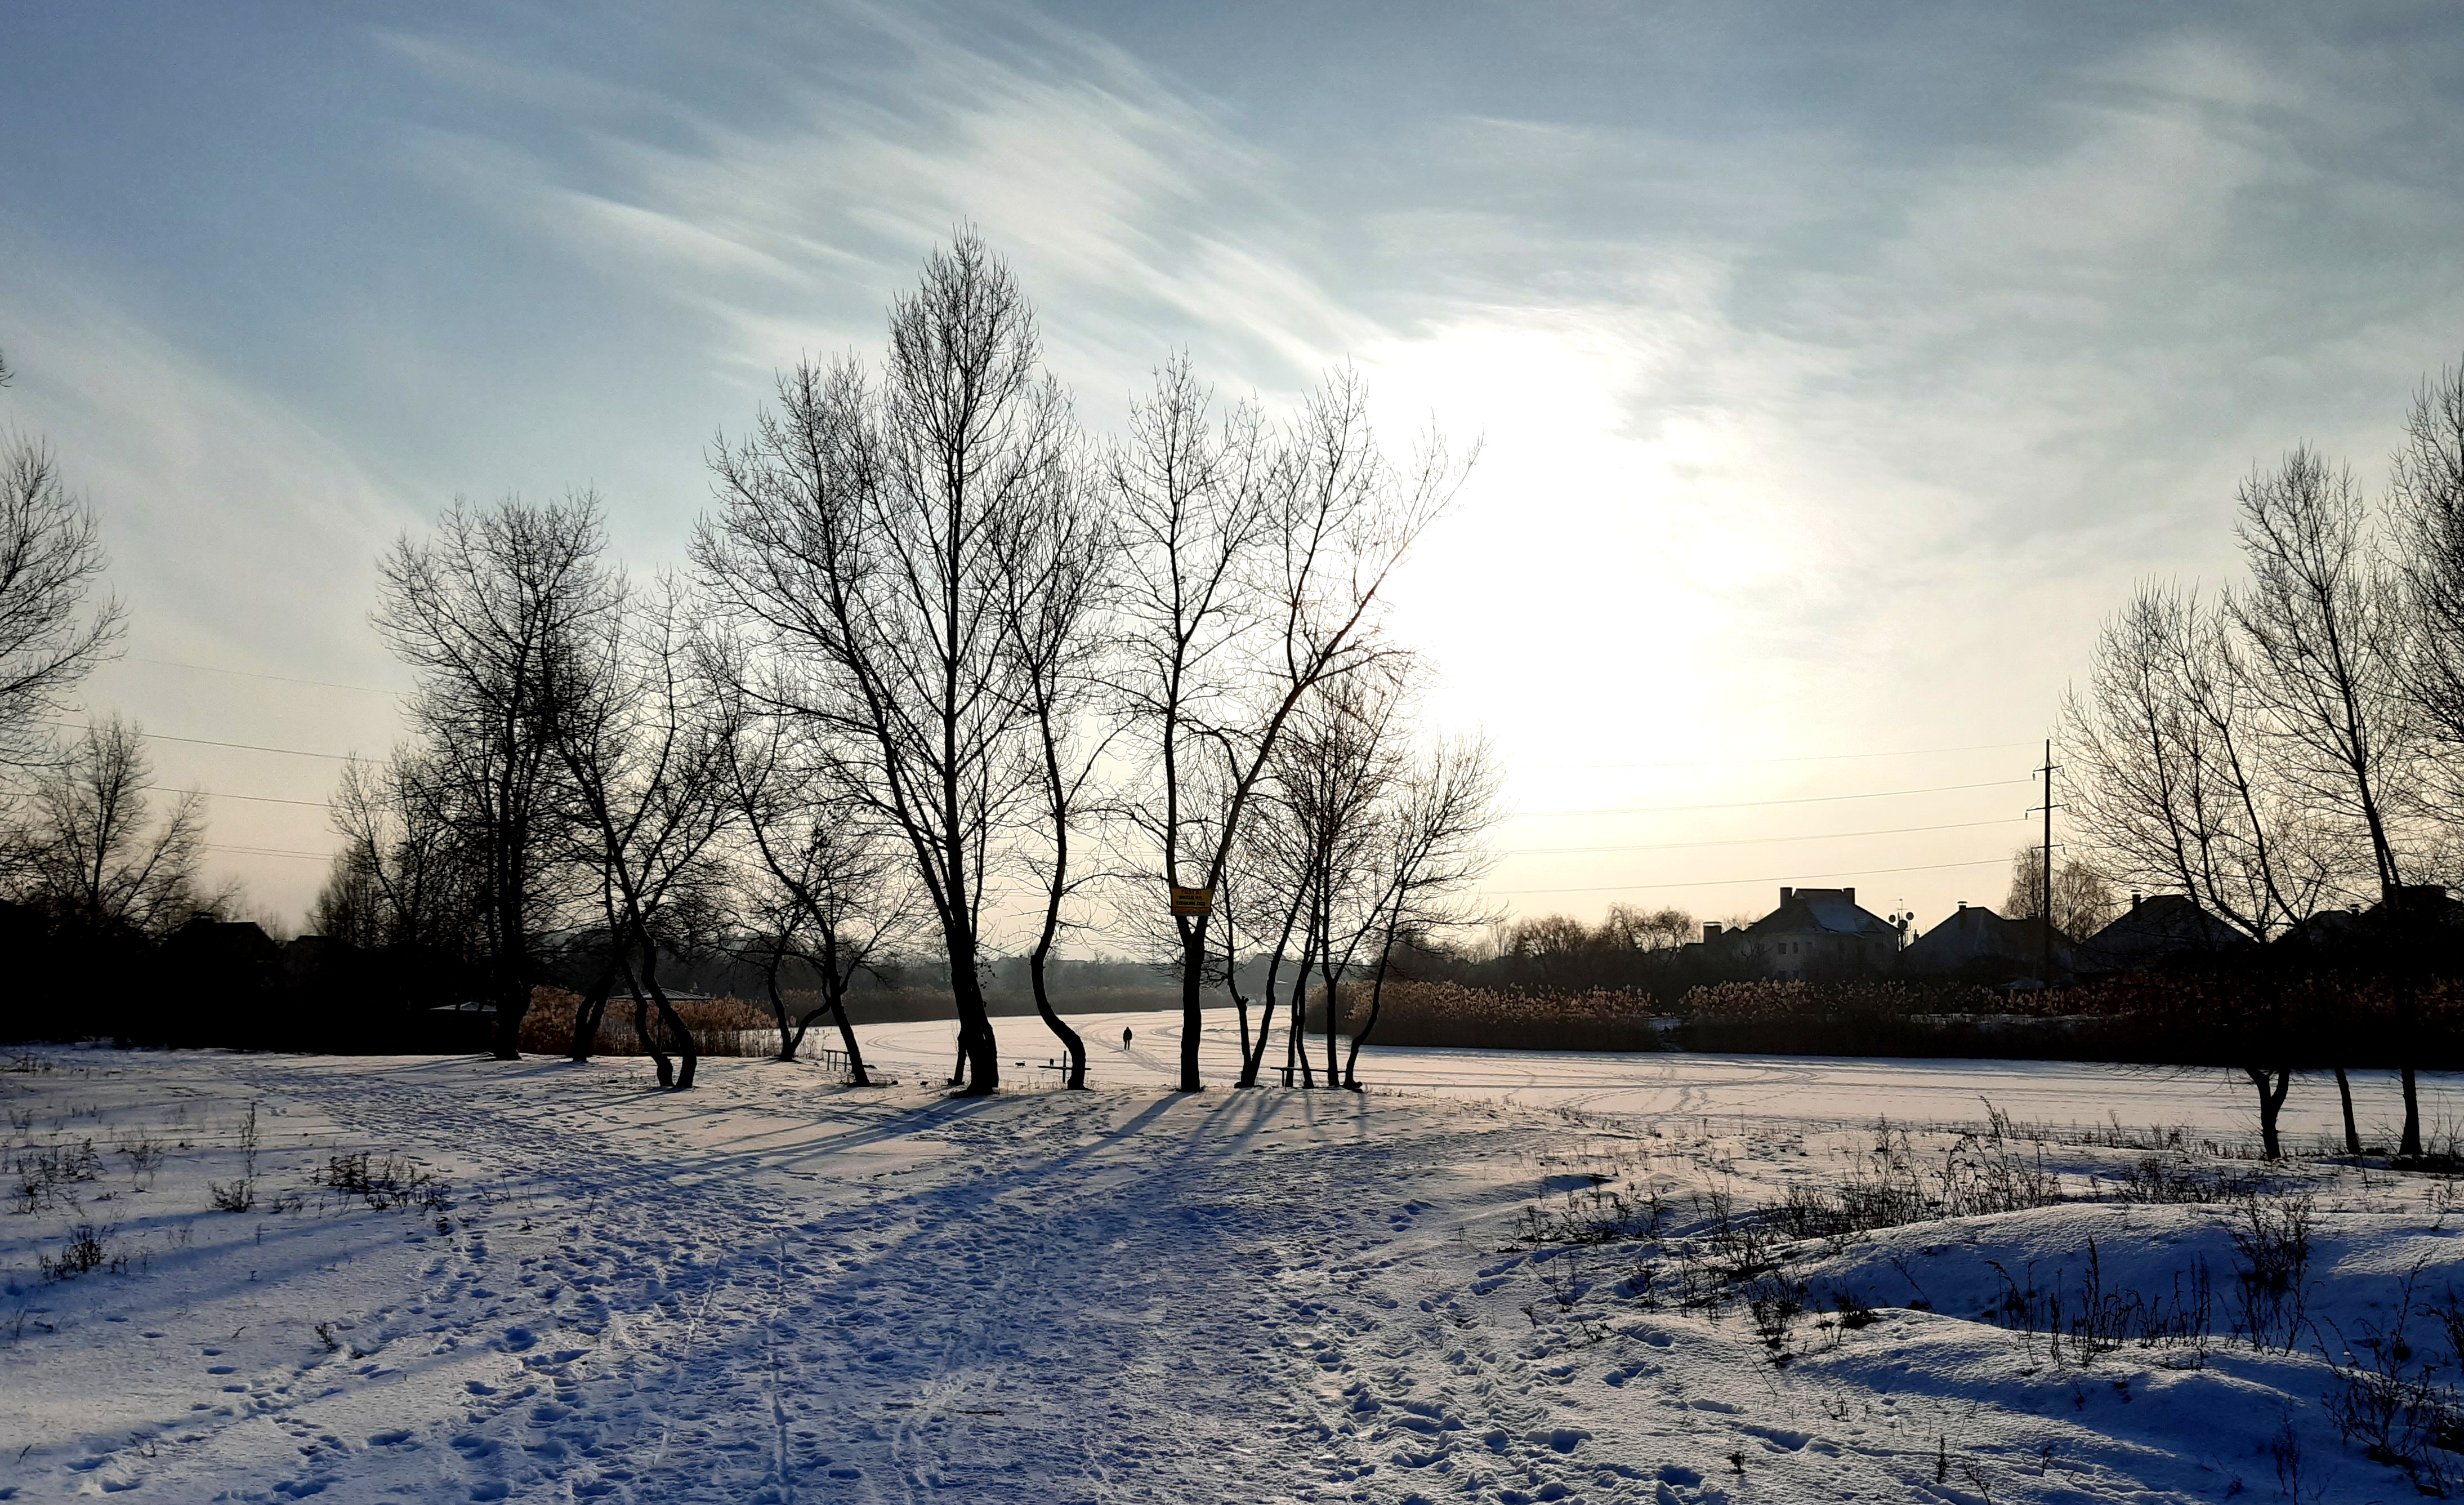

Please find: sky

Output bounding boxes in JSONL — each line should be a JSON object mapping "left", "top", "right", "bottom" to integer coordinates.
{"left": 3, "top": 1, "right": 2462, "bottom": 943}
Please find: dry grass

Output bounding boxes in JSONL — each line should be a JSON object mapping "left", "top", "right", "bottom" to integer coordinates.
{"left": 518, "top": 986, "right": 777, "bottom": 1058}
{"left": 1347, "top": 980, "right": 1664, "bottom": 1052}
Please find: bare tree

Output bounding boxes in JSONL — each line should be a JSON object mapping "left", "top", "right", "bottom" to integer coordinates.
{"left": 1224, "top": 782, "right": 1311, "bottom": 1089}
{"left": 1112, "top": 359, "right": 1467, "bottom": 1091}
{"left": 1493, "top": 913, "right": 1605, "bottom": 993}
{"left": 374, "top": 494, "right": 617, "bottom": 1059}
{"left": 307, "top": 840, "right": 387, "bottom": 949}
{"left": 2233, "top": 448, "right": 2433, "bottom": 1151}
{"left": 1342, "top": 729, "right": 1503, "bottom": 1088}
{"left": 717, "top": 697, "right": 923, "bottom": 1079}
{"left": 321, "top": 744, "right": 480, "bottom": 955}
{"left": 2392, "top": 357, "right": 2464, "bottom": 835}
{"left": 2001, "top": 846, "right": 2121, "bottom": 941}
{"left": 2230, "top": 448, "right": 2413, "bottom": 901}
{"left": 1594, "top": 905, "right": 1697, "bottom": 955}
{"left": 994, "top": 456, "right": 1115, "bottom": 1088}
{"left": 699, "top": 235, "right": 1070, "bottom": 1096}
{"left": 544, "top": 580, "right": 742, "bottom": 1090}
{"left": 2065, "top": 582, "right": 2328, "bottom": 941}
{"left": 1276, "top": 669, "right": 1413, "bottom": 1087}
{"left": 0, "top": 437, "right": 125, "bottom": 772}
{"left": 8, "top": 716, "right": 226, "bottom": 938}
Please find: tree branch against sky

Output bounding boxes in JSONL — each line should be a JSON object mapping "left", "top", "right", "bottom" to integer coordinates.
{"left": 698, "top": 234, "right": 1069, "bottom": 1096}
{"left": 373, "top": 493, "right": 617, "bottom": 1059}
{"left": 1112, "top": 359, "right": 1467, "bottom": 1090}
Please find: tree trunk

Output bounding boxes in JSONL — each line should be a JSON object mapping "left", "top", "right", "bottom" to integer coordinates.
{"left": 566, "top": 957, "right": 618, "bottom": 1062}
{"left": 1240, "top": 992, "right": 1279, "bottom": 1089}
{"left": 490, "top": 888, "right": 527, "bottom": 1059}
{"left": 762, "top": 946, "right": 800, "bottom": 1062}
{"left": 1028, "top": 941, "right": 1087, "bottom": 1089}
{"left": 2334, "top": 1067, "right": 2361, "bottom": 1156}
{"left": 2244, "top": 1066, "right": 2291, "bottom": 1160}
{"left": 1341, "top": 924, "right": 1399, "bottom": 1091}
{"left": 1322, "top": 967, "right": 1341, "bottom": 1088}
{"left": 636, "top": 933, "right": 695, "bottom": 1091}
{"left": 1177, "top": 917, "right": 1206, "bottom": 1092}
{"left": 490, "top": 959, "right": 528, "bottom": 1061}
{"left": 1226, "top": 920, "right": 1251, "bottom": 1081}
{"left": 1286, "top": 949, "right": 1315, "bottom": 1088}
{"left": 1026, "top": 843, "right": 1087, "bottom": 1088}
{"left": 1242, "top": 893, "right": 1306, "bottom": 1088}
{"left": 1239, "top": 936, "right": 1283, "bottom": 1088}
{"left": 948, "top": 936, "right": 999, "bottom": 1097}
{"left": 2402, "top": 1068, "right": 2423, "bottom": 1157}
{"left": 623, "top": 956, "right": 671, "bottom": 1089}
{"left": 818, "top": 958, "right": 873, "bottom": 1086}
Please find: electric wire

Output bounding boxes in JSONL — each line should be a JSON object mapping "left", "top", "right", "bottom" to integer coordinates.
{"left": 1504, "top": 777, "right": 2030, "bottom": 818}
{"left": 1524, "top": 739, "right": 2034, "bottom": 770}
{"left": 206, "top": 843, "right": 336, "bottom": 860}
{"left": 1498, "top": 815, "right": 2024, "bottom": 857}
{"left": 55, "top": 723, "right": 366, "bottom": 762}
{"left": 123, "top": 656, "right": 402, "bottom": 696}
{"left": 1481, "top": 854, "right": 2008, "bottom": 896}
{"left": 148, "top": 786, "right": 334, "bottom": 810}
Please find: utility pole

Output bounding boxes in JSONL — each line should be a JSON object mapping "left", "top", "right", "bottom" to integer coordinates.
{"left": 2032, "top": 738, "right": 2061, "bottom": 985}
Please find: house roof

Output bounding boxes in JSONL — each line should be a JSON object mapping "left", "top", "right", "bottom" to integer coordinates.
{"left": 1741, "top": 887, "right": 1899, "bottom": 941}
{"left": 2075, "top": 893, "right": 2245, "bottom": 969}
{"left": 1902, "top": 904, "right": 2052, "bottom": 971}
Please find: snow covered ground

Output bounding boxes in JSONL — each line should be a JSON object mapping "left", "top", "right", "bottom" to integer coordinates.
{"left": 869, "top": 1007, "right": 2464, "bottom": 1147}
{"left": 4, "top": 1021, "right": 2464, "bottom": 1503}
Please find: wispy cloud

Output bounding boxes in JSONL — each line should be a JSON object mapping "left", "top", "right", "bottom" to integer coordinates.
{"left": 8, "top": 2, "right": 2463, "bottom": 928}
{"left": 381, "top": 4, "right": 1378, "bottom": 410}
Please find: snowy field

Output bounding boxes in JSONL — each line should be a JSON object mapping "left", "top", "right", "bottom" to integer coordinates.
{"left": 869, "top": 1008, "right": 2464, "bottom": 1147}
{"left": 5, "top": 1023, "right": 2464, "bottom": 1503}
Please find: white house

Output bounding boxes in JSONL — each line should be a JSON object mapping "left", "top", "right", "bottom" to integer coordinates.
{"left": 1703, "top": 887, "right": 1908, "bottom": 981}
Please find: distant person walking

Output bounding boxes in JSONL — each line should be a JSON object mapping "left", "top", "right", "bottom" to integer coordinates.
{"left": 1122, "top": 1027, "right": 1133, "bottom": 1049}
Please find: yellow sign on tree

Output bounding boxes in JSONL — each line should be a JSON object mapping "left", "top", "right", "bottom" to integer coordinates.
{"left": 1169, "top": 885, "right": 1215, "bottom": 916}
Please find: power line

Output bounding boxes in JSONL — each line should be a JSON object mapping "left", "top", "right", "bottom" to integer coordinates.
{"left": 124, "top": 656, "right": 402, "bottom": 697}
{"left": 1525, "top": 739, "right": 2035, "bottom": 771}
{"left": 206, "top": 843, "right": 336, "bottom": 861}
{"left": 150, "top": 786, "right": 335, "bottom": 811}
{"left": 1483, "top": 855, "right": 2008, "bottom": 897}
{"left": 1498, "top": 816, "right": 2025, "bottom": 857}
{"left": 1503, "top": 778, "right": 2031, "bottom": 819}
{"left": 56, "top": 723, "right": 367, "bottom": 763}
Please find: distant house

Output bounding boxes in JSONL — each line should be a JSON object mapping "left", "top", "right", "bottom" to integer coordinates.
{"left": 1704, "top": 887, "right": 1907, "bottom": 981}
{"left": 2072, "top": 893, "right": 2246, "bottom": 974}
{"left": 163, "top": 918, "right": 280, "bottom": 977}
{"left": 2280, "top": 884, "right": 2461, "bottom": 956}
{"left": 2371, "top": 884, "right": 2463, "bottom": 930}
{"left": 1899, "top": 902, "right": 2060, "bottom": 981}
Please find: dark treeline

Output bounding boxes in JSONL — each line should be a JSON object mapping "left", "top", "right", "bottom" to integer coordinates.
{"left": 1372, "top": 906, "right": 1748, "bottom": 1000}
{"left": 0, "top": 345, "right": 260, "bottom": 1045}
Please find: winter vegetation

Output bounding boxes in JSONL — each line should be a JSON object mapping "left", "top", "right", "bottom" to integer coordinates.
{"left": 7, "top": 160, "right": 2464, "bottom": 1505}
